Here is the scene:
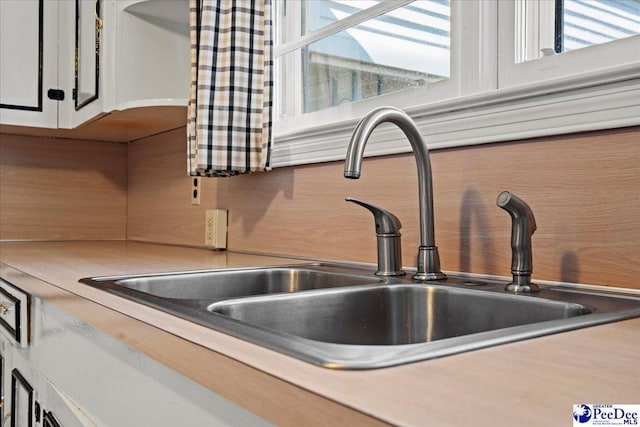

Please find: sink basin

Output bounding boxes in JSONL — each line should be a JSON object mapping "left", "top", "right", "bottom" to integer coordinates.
{"left": 209, "top": 285, "right": 591, "bottom": 345}
{"left": 80, "top": 263, "right": 640, "bottom": 369}
{"left": 84, "top": 265, "right": 383, "bottom": 301}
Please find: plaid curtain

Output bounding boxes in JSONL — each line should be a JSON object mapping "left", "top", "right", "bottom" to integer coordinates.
{"left": 187, "top": 0, "right": 273, "bottom": 177}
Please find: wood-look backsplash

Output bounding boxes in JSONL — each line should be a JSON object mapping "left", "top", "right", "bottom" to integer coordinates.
{"left": 0, "top": 134, "right": 127, "bottom": 241}
{"left": 127, "top": 126, "right": 640, "bottom": 289}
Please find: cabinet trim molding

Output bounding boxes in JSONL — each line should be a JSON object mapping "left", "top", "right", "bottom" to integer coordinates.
{"left": 42, "top": 411, "right": 61, "bottom": 427}
{"left": 74, "top": 0, "right": 101, "bottom": 111}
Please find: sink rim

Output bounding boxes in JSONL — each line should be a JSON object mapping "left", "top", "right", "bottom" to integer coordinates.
{"left": 82, "top": 262, "right": 372, "bottom": 285}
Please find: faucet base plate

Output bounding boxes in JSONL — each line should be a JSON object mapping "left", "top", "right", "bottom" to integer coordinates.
{"left": 415, "top": 246, "right": 447, "bottom": 281}
{"left": 413, "top": 271, "right": 448, "bottom": 282}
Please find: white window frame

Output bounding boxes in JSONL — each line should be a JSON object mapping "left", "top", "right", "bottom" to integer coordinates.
{"left": 270, "top": 0, "right": 640, "bottom": 168}
{"left": 498, "top": 0, "right": 640, "bottom": 88}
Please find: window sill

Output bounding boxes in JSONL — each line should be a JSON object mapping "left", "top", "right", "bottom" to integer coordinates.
{"left": 271, "top": 63, "right": 640, "bottom": 167}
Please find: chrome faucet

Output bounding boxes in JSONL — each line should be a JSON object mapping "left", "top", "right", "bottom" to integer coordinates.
{"left": 345, "top": 197, "right": 405, "bottom": 277}
{"left": 496, "top": 191, "right": 540, "bottom": 293}
{"left": 344, "top": 107, "right": 446, "bottom": 281}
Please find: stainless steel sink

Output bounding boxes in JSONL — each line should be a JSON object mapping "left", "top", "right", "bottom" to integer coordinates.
{"left": 106, "top": 266, "right": 382, "bottom": 300}
{"left": 80, "top": 263, "right": 640, "bottom": 369}
{"left": 209, "top": 285, "right": 591, "bottom": 345}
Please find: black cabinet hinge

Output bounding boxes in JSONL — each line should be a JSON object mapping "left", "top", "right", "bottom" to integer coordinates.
{"left": 47, "top": 89, "right": 65, "bottom": 101}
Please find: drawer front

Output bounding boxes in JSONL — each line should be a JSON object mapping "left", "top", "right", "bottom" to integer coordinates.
{"left": 0, "top": 288, "right": 19, "bottom": 336}
{"left": 0, "top": 279, "right": 29, "bottom": 346}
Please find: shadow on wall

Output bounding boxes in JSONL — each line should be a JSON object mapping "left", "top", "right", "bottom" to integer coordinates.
{"left": 561, "top": 251, "right": 581, "bottom": 284}
{"left": 216, "top": 166, "right": 296, "bottom": 236}
{"left": 459, "top": 187, "right": 497, "bottom": 275}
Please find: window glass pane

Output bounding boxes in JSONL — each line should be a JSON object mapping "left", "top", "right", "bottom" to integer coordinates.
{"left": 306, "top": 0, "right": 384, "bottom": 33}
{"left": 558, "top": 0, "right": 640, "bottom": 52}
{"left": 302, "top": 0, "right": 450, "bottom": 113}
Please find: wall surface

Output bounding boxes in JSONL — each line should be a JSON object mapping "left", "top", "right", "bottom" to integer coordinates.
{"left": 127, "top": 126, "right": 640, "bottom": 289}
{"left": 0, "top": 134, "right": 127, "bottom": 240}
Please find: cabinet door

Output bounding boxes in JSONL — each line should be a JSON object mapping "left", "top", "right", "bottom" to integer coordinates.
{"left": 1, "top": 353, "right": 4, "bottom": 422}
{"left": 11, "top": 370, "right": 33, "bottom": 427}
{"left": 0, "top": 0, "right": 58, "bottom": 128}
{"left": 57, "top": 0, "right": 104, "bottom": 129}
{"left": 0, "top": 338, "right": 14, "bottom": 425}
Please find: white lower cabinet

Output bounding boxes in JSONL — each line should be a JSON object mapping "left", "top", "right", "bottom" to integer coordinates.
{"left": 0, "top": 278, "right": 86, "bottom": 427}
{"left": 0, "top": 278, "right": 273, "bottom": 427}
{"left": 1, "top": 339, "right": 84, "bottom": 427}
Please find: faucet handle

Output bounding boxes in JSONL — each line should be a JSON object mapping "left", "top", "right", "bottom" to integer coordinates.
{"left": 345, "top": 197, "right": 405, "bottom": 276}
{"left": 345, "top": 197, "right": 402, "bottom": 234}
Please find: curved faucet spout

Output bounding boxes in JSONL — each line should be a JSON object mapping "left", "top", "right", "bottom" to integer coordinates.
{"left": 344, "top": 107, "right": 446, "bottom": 281}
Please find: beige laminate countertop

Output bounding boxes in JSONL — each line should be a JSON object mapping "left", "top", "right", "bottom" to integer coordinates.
{"left": 0, "top": 241, "right": 638, "bottom": 426}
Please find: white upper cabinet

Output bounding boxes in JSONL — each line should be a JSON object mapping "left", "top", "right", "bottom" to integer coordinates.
{"left": 103, "top": 0, "right": 189, "bottom": 112}
{"left": 0, "top": 0, "right": 189, "bottom": 135}
{"left": 0, "top": 0, "right": 59, "bottom": 128}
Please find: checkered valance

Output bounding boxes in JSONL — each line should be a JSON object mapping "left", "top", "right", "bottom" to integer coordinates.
{"left": 187, "top": 0, "right": 273, "bottom": 177}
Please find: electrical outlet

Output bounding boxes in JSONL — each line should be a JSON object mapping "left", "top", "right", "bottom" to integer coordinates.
{"left": 205, "top": 209, "right": 228, "bottom": 249}
{"left": 191, "top": 177, "right": 201, "bottom": 205}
